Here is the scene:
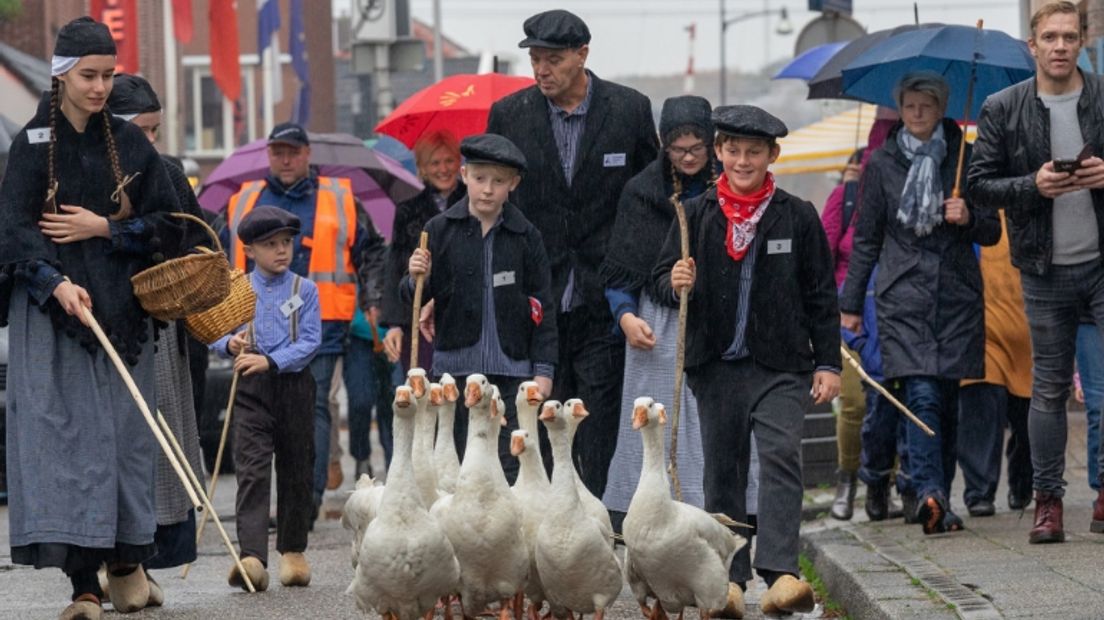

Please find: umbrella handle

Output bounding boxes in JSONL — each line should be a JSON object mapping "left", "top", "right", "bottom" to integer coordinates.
{"left": 952, "top": 19, "right": 984, "bottom": 199}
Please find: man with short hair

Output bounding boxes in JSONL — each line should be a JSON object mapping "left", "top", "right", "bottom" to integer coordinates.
{"left": 969, "top": 0, "right": 1104, "bottom": 543}
{"left": 221, "top": 123, "right": 386, "bottom": 515}
{"left": 487, "top": 10, "right": 658, "bottom": 497}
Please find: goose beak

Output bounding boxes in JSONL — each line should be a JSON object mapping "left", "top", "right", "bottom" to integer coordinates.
{"left": 570, "top": 401, "right": 589, "bottom": 419}
{"left": 631, "top": 405, "right": 649, "bottom": 430}
{"left": 443, "top": 382, "right": 460, "bottom": 403}
{"left": 510, "top": 433, "right": 526, "bottom": 456}
{"left": 465, "top": 383, "right": 482, "bottom": 408}
{"left": 525, "top": 383, "right": 543, "bottom": 406}
{"left": 429, "top": 385, "right": 444, "bottom": 406}
{"left": 395, "top": 388, "right": 413, "bottom": 408}
{"left": 409, "top": 375, "right": 426, "bottom": 399}
{"left": 539, "top": 403, "right": 557, "bottom": 421}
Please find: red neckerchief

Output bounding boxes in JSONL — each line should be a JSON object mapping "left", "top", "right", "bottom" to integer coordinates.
{"left": 716, "top": 172, "right": 776, "bottom": 261}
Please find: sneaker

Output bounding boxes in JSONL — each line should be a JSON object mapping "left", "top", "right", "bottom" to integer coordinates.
{"left": 1092, "top": 488, "right": 1104, "bottom": 534}
{"left": 228, "top": 556, "right": 269, "bottom": 592}
{"left": 917, "top": 494, "right": 946, "bottom": 535}
{"left": 759, "top": 574, "right": 815, "bottom": 615}
{"left": 1028, "top": 491, "right": 1064, "bottom": 544}
{"left": 279, "top": 552, "right": 311, "bottom": 587}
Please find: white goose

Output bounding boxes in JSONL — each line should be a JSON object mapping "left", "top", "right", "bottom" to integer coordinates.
{"left": 341, "top": 473, "right": 384, "bottom": 569}
{"left": 407, "top": 369, "right": 441, "bottom": 508}
{"left": 434, "top": 373, "right": 462, "bottom": 494}
{"left": 622, "top": 397, "right": 745, "bottom": 620}
{"left": 536, "top": 400, "right": 623, "bottom": 620}
{"left": 348, "top": 385, "right": 460, "bottom": 620}
{"left": 433, "top": 375, "right": 529, "bottom": 618}
{"left": 511, "top": 382, "right": 552, "bottom": 620}
{"left": 563, "top": 398, "right": 615, "bottom": 545}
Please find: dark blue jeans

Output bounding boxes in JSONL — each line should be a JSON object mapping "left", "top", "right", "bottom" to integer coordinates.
{"left": 344, "top": 336, "right": 398, "bottom": 469}
{"left": 1076, "top": 323, "right": 1104, "bottom": 490}
{"left": 902, "top": 377, "right": 959, "bottom": 502}
{"left": 308, "top": 353, "right": 340, "bottom": 504}
{"left": 1021, "top": 260, "right": 1104, "bottom": 496}
{"left": 858, "top": 384, "right": 912, "bottom": 495}
{"left": 956, "top": 382, "right": 1032, "bottom": 507}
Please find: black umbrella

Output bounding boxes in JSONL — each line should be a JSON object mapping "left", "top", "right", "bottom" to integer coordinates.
{"left": 807, "top": 23, "right": 944, "bottom": 100}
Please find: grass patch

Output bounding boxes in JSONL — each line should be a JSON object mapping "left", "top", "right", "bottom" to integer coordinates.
{"left": 798, "top": 553, "right": 850, "bottom": 619}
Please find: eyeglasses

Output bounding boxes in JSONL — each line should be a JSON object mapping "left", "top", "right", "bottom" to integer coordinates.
{"left": 666, "top": 144, "right": 708, "bottom": 158}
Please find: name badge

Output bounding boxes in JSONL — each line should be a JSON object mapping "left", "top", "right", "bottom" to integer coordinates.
{"left": 493, "top": 271, "right": 516, "bottom": 287}
{"left": 603, "top": 152, "right": 627, "bottom": 167}
{"left": 767, "top": 239, "right": 792, "bottom": 255}
{"left": 27, "top": 127, "right": 50, "bottom": 144}
{"left": 280, "top": 294, "right": 305, "bottom": 318}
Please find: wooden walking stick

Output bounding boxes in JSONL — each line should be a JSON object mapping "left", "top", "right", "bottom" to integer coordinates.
{"left": 839, "top": 346, "right": 935, "bottom": 437}
{"left": 410, "top": 231, "right": 430, "bottom": 370}
{"left": 668, "top": 192, "right": 690, "bottom": 502}
{"left": 79, "top": 307, "right": 255, "bottom": 592}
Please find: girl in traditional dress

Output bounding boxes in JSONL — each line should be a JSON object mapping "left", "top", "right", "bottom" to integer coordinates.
{"left": 0, "top": 17, "right": 184, "bottom": 620}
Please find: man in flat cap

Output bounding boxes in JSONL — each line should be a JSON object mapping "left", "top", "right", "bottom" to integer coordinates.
{"left": 487, "top": 9, "right": 658, "bottom": 498}
{"left": 220, "top": 122, "right": 387, "bottom": 516}
{"left": 655, "top": 105, "right": 840, "bottom": 616}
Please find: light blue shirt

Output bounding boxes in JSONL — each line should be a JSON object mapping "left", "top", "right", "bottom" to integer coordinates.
{"left": 212, "top": 269, "right": 322, "bottom": 373}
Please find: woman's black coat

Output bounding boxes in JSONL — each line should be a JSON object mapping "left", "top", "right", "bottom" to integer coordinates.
{"left": 840, "top": 119, "right": 1001, "bottom": 380}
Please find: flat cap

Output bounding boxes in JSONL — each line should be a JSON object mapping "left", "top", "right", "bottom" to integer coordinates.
{"left": 109, "top": 74, "right": 162, "bottom": 117}
{"left": 237, "top": 205, "right": 301, "bottom": 245}
{"left": 518, "top": 10, "right": 591, "bottom": 49}
{"left": 461, "top": 133, "right": 527, "bottom": 174}
{"left": 54, "top": 16, "right": 116, "bottom": 57}
{"left": 712, "top": 105, "right": 788, "bottom": 140}
{"left": 268, "top": 122, "right": 310, "bottom": 147}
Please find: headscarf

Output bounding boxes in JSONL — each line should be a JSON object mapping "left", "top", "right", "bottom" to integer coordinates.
{"left": 108, "top": 74, "right": 162, "bottom": 120}
{"left": 895, "top": 122, "right": 947, "bottom": 237}
{"left": 51, "top": 17, "right": 116, "bottom": 76}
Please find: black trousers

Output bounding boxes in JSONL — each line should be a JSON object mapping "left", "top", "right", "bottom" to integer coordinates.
{"left": 451, "top": 374, "right": 525, "bottom": 484}
{"left": 553, "top": 303, "right": 625, "bottom": 497}
{"left": 232, "top": 368, "right": 316, "bottom": 565}
{"left": 957, "top": 382, "right": 1033, "bottom": 506}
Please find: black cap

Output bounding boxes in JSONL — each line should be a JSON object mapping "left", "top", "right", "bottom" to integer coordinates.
{"left": 712, "top": 105, "right": 788, "bottom": 140}
{"left": 54, "top": 16, "right": 116, "bottom": 57}
{"left": 659, "top": 96, "right": 714, "bottom": 147}
{"left": 268, "top": 122, "right": 310, "bottom": 147}
{"left": 460, "top": 133, "right": 527, "bottom": 174}
{"left": 518, "top": 10, "right": 591, "bottom": 49}
{"left": 108, "top": 74, "right": 162, "bottom": 116}
{"left": 237, "top": 205, "right": 301, "bottom": 245}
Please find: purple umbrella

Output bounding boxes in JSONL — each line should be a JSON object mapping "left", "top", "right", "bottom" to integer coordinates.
{"left": 197, "top": 132, "right": 424, "bottom": 217}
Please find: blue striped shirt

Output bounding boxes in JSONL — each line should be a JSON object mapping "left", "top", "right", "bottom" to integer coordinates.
{"left": 430, "top": 219, "right": 554, "bottom": 380}
{"left": 546, "top": 73, "right": 593, "bottom": 187}
{"left": 212, "top": 269, "right": 322, "bottom": 373}
{"left": 722, "top": 234, "right": 762, "bottom": 361}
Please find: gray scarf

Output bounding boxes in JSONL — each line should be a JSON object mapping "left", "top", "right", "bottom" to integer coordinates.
{"left": 895, "top": 123, "right": 947, "bottom": 237}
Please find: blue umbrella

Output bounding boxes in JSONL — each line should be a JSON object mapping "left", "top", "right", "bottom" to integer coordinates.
{"left": 366, "top": 134, "right": 418, "bottom": 176}
{"left": 773, "top": 41, "right": 848, "bottom": 81}
{"left": 840, "top": 24, "right": 1034, "bottom": 119}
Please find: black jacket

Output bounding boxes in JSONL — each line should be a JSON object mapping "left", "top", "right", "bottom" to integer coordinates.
{"left": 402, "top": 199, "right": 557, "bottom": 367}
{"left": 843, "top": 119, "right": 1000, "bottom": 380}
{"left": 486, "top": 73, "right": 659, "bottom": 311}
{"left": 652, "top": 186, "right": 841, "bottom": 374}
{"left": 381, "top": 182, "right": 467, "bottom": 328}
{"left": 968, "top": 72, "right": 1104, "bottom": 276}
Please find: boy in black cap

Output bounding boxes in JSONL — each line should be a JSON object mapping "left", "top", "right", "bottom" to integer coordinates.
{"left": 212, "top": 205, "right": 322, "bottom": 592}
{"left": 654, "top": 105, "right": 840, "bottom": 616}
{"left": 405, "top": 133, "right": 557, "bottom": 480}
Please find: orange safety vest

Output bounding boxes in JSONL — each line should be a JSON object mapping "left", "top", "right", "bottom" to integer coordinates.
{"left": 226, "top": 177, "right": 358, "bottom": 321}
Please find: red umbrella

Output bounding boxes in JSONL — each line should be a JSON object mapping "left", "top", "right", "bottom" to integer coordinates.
{"left": 375, "top": 73, "right": 535, "bottom": 148}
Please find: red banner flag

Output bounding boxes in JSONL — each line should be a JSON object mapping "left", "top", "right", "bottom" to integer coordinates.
{"left": 172, "top": 0, "right": 193, "bottom": 43}
{"left": 90, "top": 0, "right": 139, "bottom": 74}
{"left": 209, "top": 0, "right": 241, "bottom": 102}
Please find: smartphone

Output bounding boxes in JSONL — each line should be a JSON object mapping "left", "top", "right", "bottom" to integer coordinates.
{"left": 1054, "top": 144, "right": 1093, "bottom": 173}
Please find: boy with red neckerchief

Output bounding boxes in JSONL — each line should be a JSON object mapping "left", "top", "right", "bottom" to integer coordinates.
{"left": 653, "top": 105, "right": 841, "bottom": 617}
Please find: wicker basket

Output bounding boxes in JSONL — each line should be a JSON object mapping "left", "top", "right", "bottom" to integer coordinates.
{"left": 131, "top": 213, "right": 231, "bottom": 321}
{"left": 184, "top": 267, "right": 256, "bottom": 344}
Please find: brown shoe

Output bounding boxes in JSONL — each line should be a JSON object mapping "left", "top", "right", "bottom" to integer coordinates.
{"left": 228, "top": 556, "right": 270, "bottom": 592}
{"left": 58, "top": 594, "right": 102, "bottom": 620}
{"left": 1091, "top": 488, "right": 1104, "bottom": 533}
{"left": 145, "top": 570, "right": 164, "bottom": 607}
{"left": 711, "top": 582, "right": 745, "bottom": 618}
{"left": 105, "top": 565, "right": 149, "bottom": 613}
{"left": 1028, "top": 491, "right": 1064, "bottom": 544}
{"left": 279, "top": 552, "right": 312, "bottom": 587}
{"left": 327, "top": 461, "right": 344, "bottom": 490}
{"left": 760, "top": 575, "right": 815, "bottom": 615}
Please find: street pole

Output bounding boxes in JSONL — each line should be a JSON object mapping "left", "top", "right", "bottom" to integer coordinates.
{"left": 162, "top": 0, "right": 179, "bottom": 155}
{"left": 720, "top": 0, "right": 727, "bottom": 105}
{"left": 432, "top": 0, "right": 444, "bottom": 81}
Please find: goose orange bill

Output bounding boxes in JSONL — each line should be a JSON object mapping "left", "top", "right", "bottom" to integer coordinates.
{"left": 429, "top": 384, "right": 444, "bottom": 406}
{"left": 465, "top": 382, "right": 482, "bottom": 407}
{"left": 395, "top": 386, "right": 414, "bottom": 407}
{"left": 442, "top": 380, "right": 460, "bottom": 402}
{"left": 408, "top": 374, "right": 426, "bottom": 398}
{"left": 632, "top": 404, "right": 649, "bottom": 430}
{"left": 568, "top": 400, "right": 588, "bottom": 419}
{"left": 523, "top": 382, "right": 542, "bottom": 406}
{"left": 509, "top": 430, "right": 527, "bottom": 456}
{"left": 540, "top": 401, "right": 561, "bottom": 421}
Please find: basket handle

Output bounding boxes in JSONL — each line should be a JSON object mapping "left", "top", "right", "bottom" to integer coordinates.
{"left": 169, "top": 212, "right": 223, "bottom": 253}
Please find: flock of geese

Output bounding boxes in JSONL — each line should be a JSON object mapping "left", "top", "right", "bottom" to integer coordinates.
{"left": 341, "top": 369, "right": 748, "bottom": 620}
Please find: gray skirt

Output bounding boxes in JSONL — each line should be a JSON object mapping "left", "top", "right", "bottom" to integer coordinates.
{"left": 153, "top": 322, "right": 203, "bottom": 526}
{"left": 602, "top": 293, "right": 706, "bottom": 512}
{"left": 6, "top": 284, "right": 157, "bottom": 551}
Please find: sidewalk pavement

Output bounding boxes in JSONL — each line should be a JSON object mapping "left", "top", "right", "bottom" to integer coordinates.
{"left": 801, "top": 409, "right": 1104, "bottom": 619}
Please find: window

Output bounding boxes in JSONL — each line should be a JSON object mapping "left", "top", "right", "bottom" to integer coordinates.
{"left": 182, "top": 53, "right": 287, "bottom": 157}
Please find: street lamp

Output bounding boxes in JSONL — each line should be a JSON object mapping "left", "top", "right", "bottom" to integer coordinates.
{"left": 719, "top": 4, "right": 794, "bottom": 105}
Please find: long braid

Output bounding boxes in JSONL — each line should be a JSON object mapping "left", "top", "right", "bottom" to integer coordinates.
{"left": 102, "top": 109, "right": 135, "bottom": 221}
{"left": 44, "top": 77, "right": 60, "bottom": 214}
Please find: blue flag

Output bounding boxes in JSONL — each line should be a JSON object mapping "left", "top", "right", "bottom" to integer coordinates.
{"left": 290, "top": 0, "right": 310, "bottom": 125}
{"left": 257, "top": 0, "right": 280, "bottom": 54}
